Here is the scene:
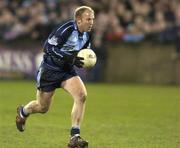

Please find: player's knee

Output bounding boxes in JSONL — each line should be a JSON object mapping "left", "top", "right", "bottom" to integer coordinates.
{"left": 39, "top": 105, "right": 49, "bottom": 113}
{"left": 78, "top": 92, "right": 87, "bottom": 103}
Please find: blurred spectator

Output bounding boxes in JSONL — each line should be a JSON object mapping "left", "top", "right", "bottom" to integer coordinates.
{"left": 0, "top": 0, "right": 180, "bottom": 44}
{"left": 174, "top": 2, "right": 180, "bottom": 58}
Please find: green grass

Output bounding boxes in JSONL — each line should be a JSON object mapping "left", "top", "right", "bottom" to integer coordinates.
{"left": 0, "top": 80, "right": 179, "bottom": 148}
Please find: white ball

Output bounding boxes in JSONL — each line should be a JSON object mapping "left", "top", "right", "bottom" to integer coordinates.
{"left": 77, "top": 48, "right": 97, "bottom": 68}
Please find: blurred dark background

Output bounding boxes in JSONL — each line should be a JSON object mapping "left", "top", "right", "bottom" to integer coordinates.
{"left": 0, "top": 0, "right": 180, "bottom": 84}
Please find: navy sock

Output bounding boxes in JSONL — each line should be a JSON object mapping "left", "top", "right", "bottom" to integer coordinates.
{"left": 71, "top": 127, "right": 80, "bottom": 137}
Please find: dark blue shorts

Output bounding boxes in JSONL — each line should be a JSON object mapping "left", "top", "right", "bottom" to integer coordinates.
{"left": 36, "top": 62, "right": 77, "bottom": 92}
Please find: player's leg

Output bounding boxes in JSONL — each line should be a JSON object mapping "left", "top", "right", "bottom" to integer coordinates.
{"left": 16, "top": 90, "right": 55, "bottom": 132}
{"left": 62, "top": 76, "right": 87, "bottom": 135}
{"left": 23, "top": 90, "right": 55, "bottom": 114}
{"left": 61, "top": 76, "right": 88, "bottom": 148}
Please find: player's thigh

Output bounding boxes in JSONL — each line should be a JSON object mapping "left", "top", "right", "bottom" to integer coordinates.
{"left": 36, "top": 90, "right": 55, "bottom": 107}
{"left": 61, "top": 76, "right": 87, "bottom": 99}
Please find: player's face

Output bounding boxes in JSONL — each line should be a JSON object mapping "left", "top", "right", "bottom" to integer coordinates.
{"left": 77, "top": 10, "right": 94, "bottom": 32}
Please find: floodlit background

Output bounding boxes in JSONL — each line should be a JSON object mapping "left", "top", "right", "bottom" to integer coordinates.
{"left": 0, "top": 0, "right": 179, "bottom": 148}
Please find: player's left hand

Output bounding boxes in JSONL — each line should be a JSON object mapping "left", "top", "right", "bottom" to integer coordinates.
{"left": 73, "top": 57, "right": 84, "bottom": 68}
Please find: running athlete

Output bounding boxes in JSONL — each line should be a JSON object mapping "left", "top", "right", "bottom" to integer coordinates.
{"left": 15, "top": 6, "right": 95, "bottom": 148}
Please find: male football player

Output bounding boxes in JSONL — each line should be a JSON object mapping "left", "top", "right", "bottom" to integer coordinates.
{"left": 16, "top": 6, "right": 95, "bottom": 148}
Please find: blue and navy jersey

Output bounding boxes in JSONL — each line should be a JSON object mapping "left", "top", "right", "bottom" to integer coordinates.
{"left": 43, "top": 20, "right": 91, "bottom": 68}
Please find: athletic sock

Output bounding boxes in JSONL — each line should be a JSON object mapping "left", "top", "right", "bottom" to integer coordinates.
{"left": 70, "top": 126, "right": 80, "bottom": 137}
{"left": 20, "top": 107, "right": 29, "bottom": 118}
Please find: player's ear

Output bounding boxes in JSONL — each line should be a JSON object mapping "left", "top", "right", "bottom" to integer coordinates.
{"left": 76, "top": 17, "right": 81, "bottom": 24}
{"left": 77, "top": 21, "right": 80, "bottom": 24}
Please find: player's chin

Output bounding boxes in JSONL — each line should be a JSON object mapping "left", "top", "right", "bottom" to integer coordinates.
{"left": 87, "top": 28, "right": 92, "bottom": 32}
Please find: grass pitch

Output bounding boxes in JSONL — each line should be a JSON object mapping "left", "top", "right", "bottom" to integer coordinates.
{"left": 0, "top": 80, "right": 179, "bottom": 148}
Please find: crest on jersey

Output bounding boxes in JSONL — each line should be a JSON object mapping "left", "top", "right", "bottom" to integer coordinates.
{"left": 48, "top": 36, "right": 58, "bottom": 46}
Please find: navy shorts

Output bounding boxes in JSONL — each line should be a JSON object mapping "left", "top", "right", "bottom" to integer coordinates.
{"left": 36, "top": 62, "right": 77, "bottom": 92}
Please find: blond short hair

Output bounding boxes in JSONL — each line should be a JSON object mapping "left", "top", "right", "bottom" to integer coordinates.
{"left": 74, "top": 6, "right": 94, "bottom": 19}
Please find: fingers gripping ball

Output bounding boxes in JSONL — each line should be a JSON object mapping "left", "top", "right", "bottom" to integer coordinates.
{"left": 77, "top": 49, "right": 97, "bottom": 68}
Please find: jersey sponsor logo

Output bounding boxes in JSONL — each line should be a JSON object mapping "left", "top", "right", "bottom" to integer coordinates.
{"left": 70, "top": 36, "right": 78, "bottom": 43}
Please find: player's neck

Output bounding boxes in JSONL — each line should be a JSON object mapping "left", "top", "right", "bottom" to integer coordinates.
{"left": 78, "top": 27, "right": 83, "bottom": 33}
